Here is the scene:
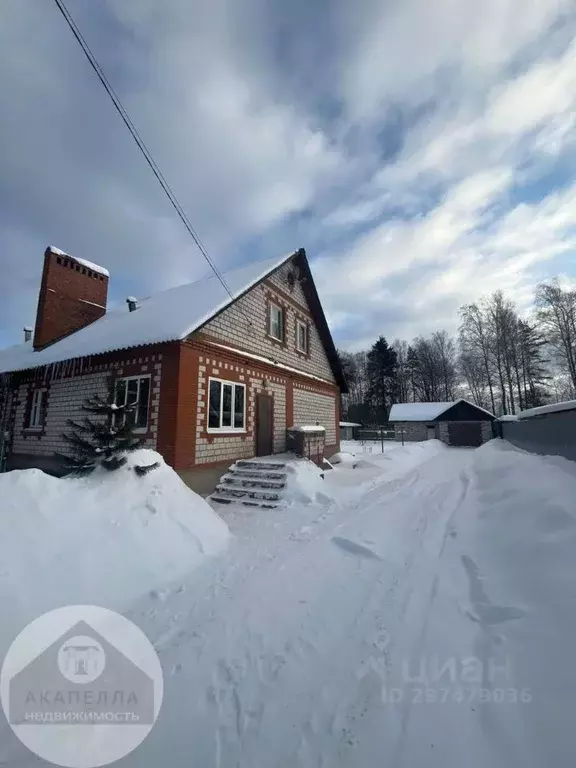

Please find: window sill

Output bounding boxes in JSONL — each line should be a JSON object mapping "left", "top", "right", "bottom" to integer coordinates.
{"left": 266, "top": 333, "right": 286, "bottom": 346}
{"left": 133, "top": 427, "right": 149, "bottom": 434}
{"left": 207, "top": 428, "right": 247, "bottom": 435}
{"left": 24, "top": 427, "right": 43, "bottom": 433}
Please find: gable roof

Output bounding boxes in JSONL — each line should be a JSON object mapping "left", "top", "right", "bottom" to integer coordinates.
{"left": 389, "top": 399, "right": 495, "bottom": 422}
{"left": 0, "top": 249, "right": 347, "bottom": 389}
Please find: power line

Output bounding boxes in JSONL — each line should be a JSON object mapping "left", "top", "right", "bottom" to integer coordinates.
{"left": 52, "top": 0, "right": 235, "bottom": 300}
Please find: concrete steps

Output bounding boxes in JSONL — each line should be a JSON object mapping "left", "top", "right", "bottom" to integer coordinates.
{"left": 209, "top": 460, "right": 288, "bottom": 509}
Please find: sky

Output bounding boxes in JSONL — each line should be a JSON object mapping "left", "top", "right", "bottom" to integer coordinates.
{"left": 1, "top": 0, "right": 576, "bottom": 352}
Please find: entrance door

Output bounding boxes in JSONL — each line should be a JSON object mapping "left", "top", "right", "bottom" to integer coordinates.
{"left": 256, "top": 393, "right": 274, "bottom": 456}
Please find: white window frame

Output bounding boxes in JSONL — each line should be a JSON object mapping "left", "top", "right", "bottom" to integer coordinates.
{"left": 28, "top": 388, "right": 47, "bottom": 429}
{"left": 207, "top": 377, "right": 246, "bottom": 433}
{"left": 296, "top": 319, "right": 308, "bottom": 353}
{"left": 114, "top": 374, "right": 151, "bottom": 433}
{"left": 268, "top": 302, "right": 284, "bottom": 342}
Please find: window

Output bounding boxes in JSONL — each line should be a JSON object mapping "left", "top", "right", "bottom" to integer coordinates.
{"left": 269, "top": 302, "right": 284, "bottom": 341}
{"left": 114, "top": 376, "right": 151, "bottom": 431}
{"left": 296, "top": 320, "right": 308, "bottom": 353}
{"left": 27, "top": 389, "right": 47, "bottom": 428}
{"left": 208, "top": 378, "right": 246, "bottom": 431}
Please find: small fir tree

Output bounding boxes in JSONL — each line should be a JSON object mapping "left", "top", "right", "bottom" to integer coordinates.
{"left": 57, "top": 376, "right": 158, "bottom": 476}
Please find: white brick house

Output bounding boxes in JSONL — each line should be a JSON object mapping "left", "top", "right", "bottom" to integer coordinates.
{"left": 0, "top": 247, "right": 347, "bottom": 490}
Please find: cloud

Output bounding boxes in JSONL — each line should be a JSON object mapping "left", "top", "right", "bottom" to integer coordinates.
{"left": 0, "top": 0, "right": 576, "bottom": 353}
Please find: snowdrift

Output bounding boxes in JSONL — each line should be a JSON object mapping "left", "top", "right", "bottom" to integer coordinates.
{"left": 0, "top": 450, "right": 229, "bottom": 650}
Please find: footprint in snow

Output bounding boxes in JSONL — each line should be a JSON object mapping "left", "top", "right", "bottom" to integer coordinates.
{"left": 332, "top": 536, "right": 381, "bottom": 560}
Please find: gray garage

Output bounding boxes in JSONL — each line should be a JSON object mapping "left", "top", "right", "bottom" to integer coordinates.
{"left": 389, "top": 400, "right": 496, "bottom": 447}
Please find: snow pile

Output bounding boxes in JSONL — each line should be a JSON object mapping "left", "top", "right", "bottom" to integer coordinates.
{"left": 0, "top": 450, "right": 229, "bottom": 650}
{"left": 283, "top": 459, "right": 334, "bottom": 506}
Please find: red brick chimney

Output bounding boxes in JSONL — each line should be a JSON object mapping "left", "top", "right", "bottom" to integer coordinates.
{"left": 33, "top": 246, "right": 109, "bottom": 350}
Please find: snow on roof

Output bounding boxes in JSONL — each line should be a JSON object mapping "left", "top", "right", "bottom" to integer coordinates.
{"left": 389, "top": 402, "right": 455, "bottom": 421}
{"left": 389, "top": 399, "right": 495, "bottom": 422}
{"left": 339, "top": 421, "right": 361, "bottom": 427}
{"left": 47, "top": 245, "right": 68, "bottom": 257}
{"left": 518, "top": 400, "right": 576, "bottom": 419}
{"left": 48, "top": 246, "right": 110, "bottom": 278}
{"left": 498, "top": 414, "right": 519, "bottom": 421}
{"left": 288, "top": 425, "right": 326, "bottom": 432}
{"left": 0, "top": 252, "right": 296, "bottom": 374}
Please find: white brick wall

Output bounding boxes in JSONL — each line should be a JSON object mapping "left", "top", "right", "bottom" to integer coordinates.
{"left": 202, "top": 260, "right": 335, "bottom": 383}
{"left": 194, "top": 355, "right": 287, "bottom": 465}
{"left": 293, "top": 388, "right": 337, "bottom": 444}
{"left": 12, "top": 359, "right": 162, "bottom": 458}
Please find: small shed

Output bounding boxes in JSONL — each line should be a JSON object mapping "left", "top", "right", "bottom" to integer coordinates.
{"left": 389, "top": 400, "right": 495, "bottom": 447}
{"left": 339, "top": 421, "right": 361, "bottom": 440}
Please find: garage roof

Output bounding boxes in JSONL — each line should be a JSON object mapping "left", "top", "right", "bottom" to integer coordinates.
{"left": 389, "top": 399, "right": 494, "bottom": 422}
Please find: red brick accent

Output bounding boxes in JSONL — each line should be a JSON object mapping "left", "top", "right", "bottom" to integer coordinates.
{"left": 286, "top": 378, "right": 294, "bottom": 428}
{"left": 174, "top": 344, "right": 200, "bottom": 469}
{"left": 33, "top": 248, "right": 109, "bottom": 350}
{"left": 156, "top": 342, "right": 181, "bottom": 468}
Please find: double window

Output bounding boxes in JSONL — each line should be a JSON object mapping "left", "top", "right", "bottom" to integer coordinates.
{"left": 296, "top": 320, "right": 308, "bottom": 353}
{"left": 269, "top": 302, "right": 284, "bottom": 342}
{"left": 114, "top": 375, "right": 151, "bottom": 430}
{"left": 27, "top": 389, "right": 47, "bottom": 428}
{"left": 208, "top": 378, "right": 246, "bottom": 431}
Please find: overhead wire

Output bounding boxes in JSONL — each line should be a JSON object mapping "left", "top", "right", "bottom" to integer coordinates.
{"left": 52, "top": 0, "right": 235, "bottom": 300}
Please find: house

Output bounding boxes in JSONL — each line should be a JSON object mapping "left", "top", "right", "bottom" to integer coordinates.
{"left": 0, "top": 246, "right": 347, "bottom": 492}
{"left": 389, "top": 400, "right": 495, "bottom": 447}
{"left": 339, "top": 421, "right": 361, "bottom": 440}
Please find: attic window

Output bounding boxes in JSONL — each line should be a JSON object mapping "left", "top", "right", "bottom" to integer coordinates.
{"left": 56, "top": 256, "right": 62, "bottom": 265}
{"left": 269, "top": 302, "right": 284, "bottom": 341}
{"left": 296, "top": 320, "right": 308, "bottom": 353}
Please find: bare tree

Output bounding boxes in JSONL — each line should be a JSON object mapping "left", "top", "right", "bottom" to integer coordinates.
{"left": 431, "top": 330, "right": 458, "bottom": 400}
{"left": 459, "top": 304, "right": 496, "bottom": 413}
{"left": 392, "top": 339, "right": 411, "bottom": 403}
{"left": 536, "top": 281, "right": 576, "bottom": 395}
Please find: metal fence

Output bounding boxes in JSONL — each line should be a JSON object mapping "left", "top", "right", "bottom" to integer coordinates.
{"left": 500, "top": 410, "right": 576, "bottom": 463}
{"left": 355, "top": 429, "right": 394, "bottom": 441}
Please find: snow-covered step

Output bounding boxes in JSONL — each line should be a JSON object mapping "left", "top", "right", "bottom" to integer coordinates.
{"left": 208, "top": 458, "right": 291, "bottom": 509}
{"left": 221, "top": 473, "right": 286, "bottom": 490}
{"left": 227, "top": 467, "right": 287, "bottom": 481}
{"left": 214, "top": 485, "right": 281, "bottom": 502}
{"left": 210, "top": 495, "right": 279, "bottom": 509}
{"left": 235, "top": 460, "right": 287, "bottom": 471}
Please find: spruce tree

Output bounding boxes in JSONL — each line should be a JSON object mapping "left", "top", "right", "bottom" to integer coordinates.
{"left": 57, "top": 376, "right": 158, "bottom": 476}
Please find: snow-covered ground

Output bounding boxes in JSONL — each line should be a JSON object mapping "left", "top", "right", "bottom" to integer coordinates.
{"left": 3, "top": 439, "right": 576, "bottom": 766}
{"left": 0, "top": 450, "right": 229, "bottom": 652}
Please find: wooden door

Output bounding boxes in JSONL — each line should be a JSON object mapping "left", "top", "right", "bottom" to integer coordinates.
{"left": 256, "top": 393, "right": 274, "bottom": 456}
